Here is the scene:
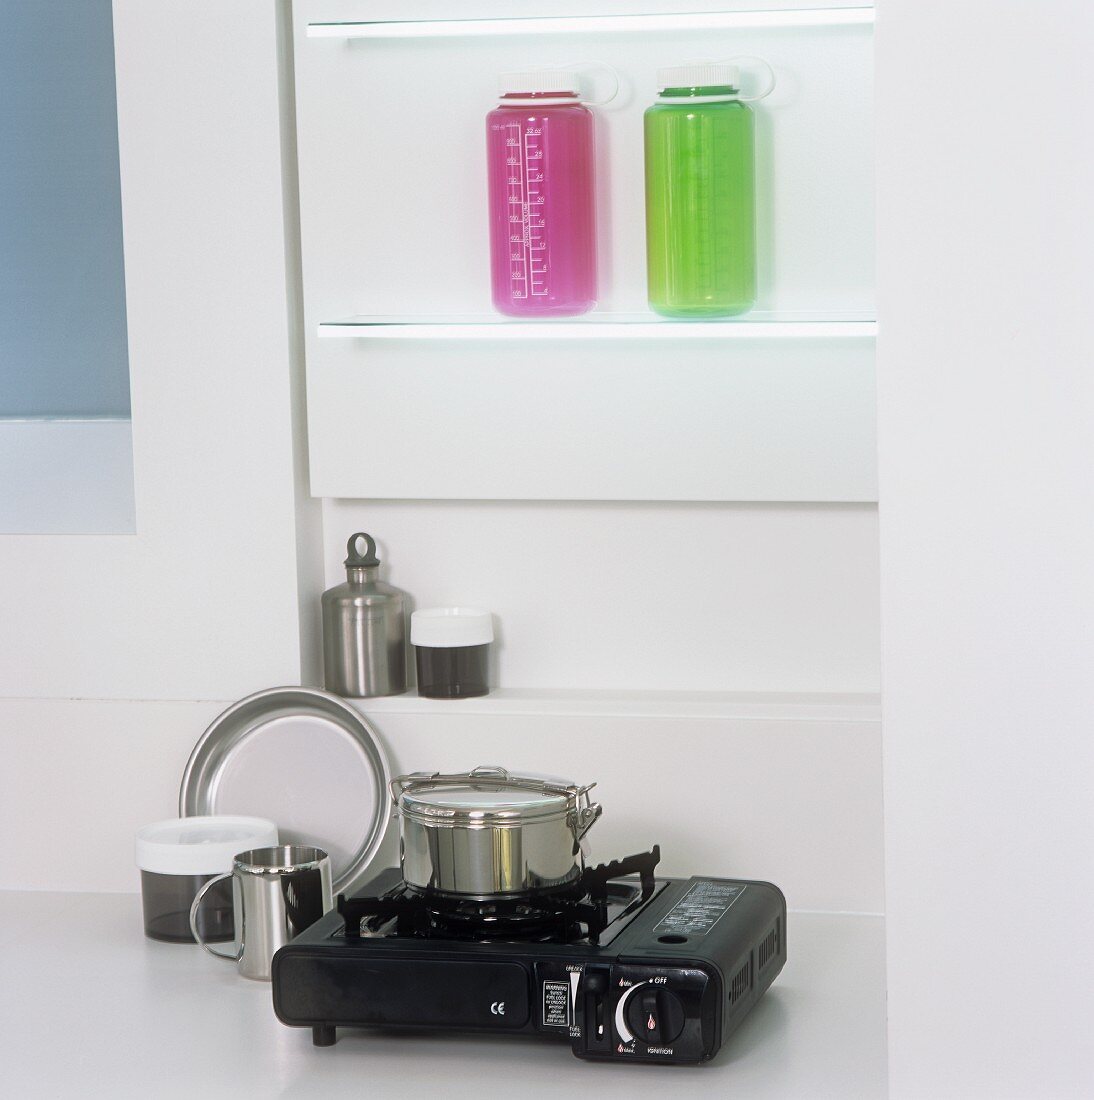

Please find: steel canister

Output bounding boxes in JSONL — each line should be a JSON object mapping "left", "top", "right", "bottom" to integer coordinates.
{"left": 321, "top": 532, "right": 407, "bottom": 697}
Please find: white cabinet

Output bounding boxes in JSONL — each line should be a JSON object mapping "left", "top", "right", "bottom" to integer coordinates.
{"left": 293, "top": 1, "right": 875, "bottom": 501}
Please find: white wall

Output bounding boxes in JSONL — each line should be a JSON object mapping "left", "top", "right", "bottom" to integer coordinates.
{"left": 0, "top": 420, "right": 136, "bottom": 535}
{"left": 324, "top": 499, "right": 880, "bottom": 693}
{"left": 0, "top": 0, "right": 310, "bottom": 701}
{"left": 0, "top": 1, "right": 883, "bottom": 934}
{"left": 0, "top": 695, "right": 883, "bottom": 914}
{"left": 877, "top": 2, "right": 1094, "bottom": 1096}
{"left": 0, "top": 0, "right": 314, "bottom": 899}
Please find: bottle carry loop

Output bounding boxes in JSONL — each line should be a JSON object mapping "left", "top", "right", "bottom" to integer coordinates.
{"left": 728, "top": 55, "right": 777, "bottom": 102}
{"left": 557, "top": 60, "right": 623, "bottom": 107}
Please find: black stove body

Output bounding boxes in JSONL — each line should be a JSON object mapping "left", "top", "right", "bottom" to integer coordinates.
{"left": 272, "top": 850, "right": 786, "bottom": 1065}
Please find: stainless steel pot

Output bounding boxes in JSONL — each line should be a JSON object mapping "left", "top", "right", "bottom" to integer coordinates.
{"left": 390, "top": 765, "right": 602, "bottom": 899}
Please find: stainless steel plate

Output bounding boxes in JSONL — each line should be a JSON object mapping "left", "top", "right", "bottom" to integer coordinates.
{"left": 180, "top": 686, "right": 391, "bottom": 895}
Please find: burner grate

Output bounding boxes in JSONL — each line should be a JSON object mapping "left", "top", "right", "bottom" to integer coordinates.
{"left": 338, "top": 845, "right": 661, "bottom": 945}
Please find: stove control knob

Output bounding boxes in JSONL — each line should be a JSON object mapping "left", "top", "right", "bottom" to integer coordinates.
{"left": 583, "top": 971, "right": 608, "bottom": 996}
{"left": 626, "top": 988, "right": 686, "bottom": 1045}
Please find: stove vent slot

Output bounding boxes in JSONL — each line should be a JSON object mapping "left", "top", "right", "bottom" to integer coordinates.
{"left": 758, "top": 919, "right": 781, "bottom": 972}
{"left": 727, "top": 957, "right": 752, "bottom": 1006}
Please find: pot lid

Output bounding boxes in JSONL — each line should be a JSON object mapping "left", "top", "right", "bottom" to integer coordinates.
{"left": 393, "top": 766, "right": 592, "bottom": 825}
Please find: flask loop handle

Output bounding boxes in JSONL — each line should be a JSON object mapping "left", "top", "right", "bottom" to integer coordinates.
{"left": 344, "top": 531, "right": 379, "bottom": 568}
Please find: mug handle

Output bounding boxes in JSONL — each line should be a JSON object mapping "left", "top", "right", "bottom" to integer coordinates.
{"left": 189, "top": 872, "right": 241, "bottom": 960}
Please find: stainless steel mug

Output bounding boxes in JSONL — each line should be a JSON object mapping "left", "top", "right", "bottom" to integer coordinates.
{"left": 189, "top": 845, "right": 333, "bottom": 981}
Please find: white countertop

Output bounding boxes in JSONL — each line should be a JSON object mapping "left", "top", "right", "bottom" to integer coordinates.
{"left": 0, "top": 892, "right": 887, "bottom": 1099}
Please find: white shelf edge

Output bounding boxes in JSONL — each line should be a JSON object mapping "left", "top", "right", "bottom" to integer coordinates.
{"left": 307, "top": 7, "right": 875, "bottom": 39}
{"left": 318, "top": 319, "right": 878, "bottom": 341}
{"left": 350, "top": 688, "right": 881, "bottom": 723}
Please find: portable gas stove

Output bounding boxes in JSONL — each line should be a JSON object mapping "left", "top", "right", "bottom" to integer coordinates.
{"left": 271, "top": 846, "right": 786, "bottom": 1064}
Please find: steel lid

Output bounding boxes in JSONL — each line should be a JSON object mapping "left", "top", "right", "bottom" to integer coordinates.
{"left": 180, "top": 686, "right": 391, "bottom": 894}
{"left": 393, "top": 766, "right": 587, "bottom": 825}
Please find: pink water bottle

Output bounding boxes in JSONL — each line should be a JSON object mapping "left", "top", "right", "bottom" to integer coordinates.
{"left": 486, "top": 71, "right": 597, "bottom": 317}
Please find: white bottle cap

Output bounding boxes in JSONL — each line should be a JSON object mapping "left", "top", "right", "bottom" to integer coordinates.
{"left": 657, "top": 62, "right": 740, "bottom": 91}
{"left": 135, "top": 815, "right": 278, "bottom": 875}
{"left": 498, "top": 70, "right": 578, "bottom": 96}
{"left": 411, "top": 608, "right": 494, "bottom": 648}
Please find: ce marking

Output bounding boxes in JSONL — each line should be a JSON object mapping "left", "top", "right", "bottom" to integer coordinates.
{"left": 490, "top": 1001, "right": 506, "bottom": 1016}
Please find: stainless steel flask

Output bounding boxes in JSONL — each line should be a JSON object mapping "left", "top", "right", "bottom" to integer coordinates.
{"left": 321, "top": 532, "right": 408, "bottom": 697}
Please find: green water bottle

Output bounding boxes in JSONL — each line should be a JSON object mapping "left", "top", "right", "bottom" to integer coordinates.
{"left": 644, "top": 62, "right": 769, "bottom": 318}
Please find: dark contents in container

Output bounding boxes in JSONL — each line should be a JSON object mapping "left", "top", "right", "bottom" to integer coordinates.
{"left": 141, "top": 870, "right": 234, "bottom": 944}
{"left": 416, "top": 643, "right": 489, "bottom": 699}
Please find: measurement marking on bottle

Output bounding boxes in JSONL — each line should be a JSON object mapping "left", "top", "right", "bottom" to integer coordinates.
{"left": 505, "top": 121, "right": 529, "bottom": 300}
{"left": 500, "top": 119, "right": 550, "bottom": 301}
{"left": 521, "top": 125, "right": 549, "bottom": 297}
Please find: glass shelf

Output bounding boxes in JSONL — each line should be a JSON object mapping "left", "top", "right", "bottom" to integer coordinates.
{"left": 307, "top": 6, "right": 875, "bottom": 39}
{"left": 317, "top": 312, "right": 877, "bottom": 340}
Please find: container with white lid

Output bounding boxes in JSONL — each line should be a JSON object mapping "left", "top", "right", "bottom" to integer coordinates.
{"left": 135, "top": 815, "right": 277, "bottom": 943}
{"left": 410, "top": 608, "right": 494, "bottom": 699}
